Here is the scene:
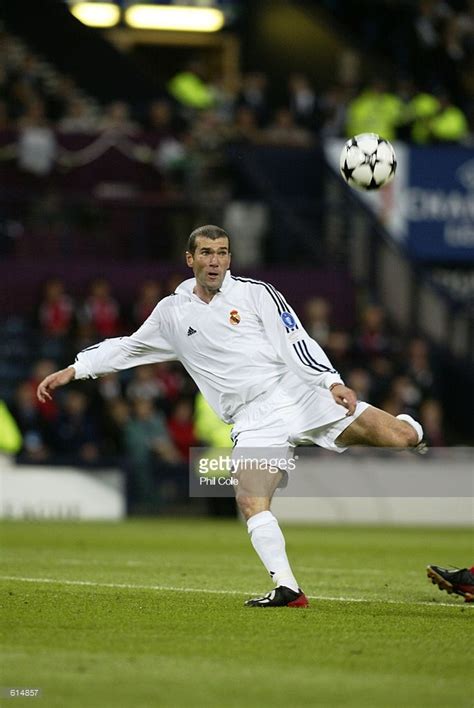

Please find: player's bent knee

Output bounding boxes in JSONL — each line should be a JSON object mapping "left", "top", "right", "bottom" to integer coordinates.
{"left": 235, "top": 493, "right": 270, "bottom": 520}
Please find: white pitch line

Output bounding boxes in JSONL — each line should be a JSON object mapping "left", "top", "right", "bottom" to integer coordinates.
{"left": 0, "top": 575, "right": 245, "bottom": 595}
{"left": 0, "top": 575, "right": 468, "bottom": 609}
{"left": 1, "top": 557, "right": 413, "bottom": 575}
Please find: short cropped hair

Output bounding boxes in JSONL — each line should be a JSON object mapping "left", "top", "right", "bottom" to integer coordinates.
{"left": 187, "top": 225, "right": 231, "bottom": 255}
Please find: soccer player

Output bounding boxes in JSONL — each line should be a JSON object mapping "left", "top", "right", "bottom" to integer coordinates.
{"left": 427, "top": 565, "right": 474, "bottom": 602}
{"left": 37, "top": 225, "right": 425, "bottom": 608}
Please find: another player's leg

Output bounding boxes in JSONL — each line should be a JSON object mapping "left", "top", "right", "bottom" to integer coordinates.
{"left": 427, "top": 565, "right": 474, "bottom": 602}
{"left": 335, "top": 405, "right": 424, "bottom": 449}
{"left": 235, "top": 466, "right": 308, "bottom": 608}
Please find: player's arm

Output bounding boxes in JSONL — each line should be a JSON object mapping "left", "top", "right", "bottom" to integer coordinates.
{"left": 257, "top": 285, "right": 357, "bottom": 414}
{"left": 37, "top": 303, "right": 176, "bottom": 402}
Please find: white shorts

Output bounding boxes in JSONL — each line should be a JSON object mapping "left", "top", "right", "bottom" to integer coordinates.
{"left": 231, "top": 371, "right": 369, "bottom": 459}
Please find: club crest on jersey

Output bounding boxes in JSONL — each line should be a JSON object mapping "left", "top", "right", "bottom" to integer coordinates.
{"left": 229, "top": 309, "right": 241, "bottom": 325}
{"left": 281, "top": 311, "right": 296, "bottom": 329}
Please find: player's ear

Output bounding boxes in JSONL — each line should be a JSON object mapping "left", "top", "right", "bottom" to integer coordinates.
{"left": 185, "top": 251, "right": 194, "bottom": 268}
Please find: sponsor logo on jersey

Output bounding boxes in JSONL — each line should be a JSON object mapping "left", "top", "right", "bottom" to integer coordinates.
{"left": 187, "top": 326, "right": 197, "bottom": 336}
{"left": 229, "top": 309, "right": 241, "bottom": 325}
{"left": 281, "top": 311, "right": 297, "bottom": 329}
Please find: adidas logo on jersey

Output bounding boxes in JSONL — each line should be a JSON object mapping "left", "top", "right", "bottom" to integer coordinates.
{"left": 187, "top": 326, "right": 197, "bottom": 336}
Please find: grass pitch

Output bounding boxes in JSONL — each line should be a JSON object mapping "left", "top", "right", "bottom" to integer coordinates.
{"left": 1, "top": 519, "right": 472, "bottom": 708}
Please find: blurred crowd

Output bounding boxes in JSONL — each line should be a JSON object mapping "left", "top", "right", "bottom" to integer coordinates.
{"left": 322, "top": 0, "right": 474, "bottom": 107}
{"left": 0, "top": 277, "right": 448, "bottom": 510}
{"left": 0, "top": 18, "right": 472, "bottom": 266}
{"left": 0, "top": 15, "right": 472, "bottom": 154}
{"left": 0, "top": 10, "right": 472, "bottom": 263}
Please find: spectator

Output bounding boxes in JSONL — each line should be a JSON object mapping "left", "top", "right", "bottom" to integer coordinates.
{"left": 97, "top": 372, "right": 123, "bottom": 403}
{"left": 369, "top": 355, "right": 396, "bottom": 406}
{"left": 155, "top": 362, "right": 187, "bottom": 404}
{"left": 227, "top": 105, "right": 262, "bottom": 144}
{"left": 145, "top": 98, "right": 176, "bottom": 134}
{"left": 356, "top": 305, "right": 393, "bottom": 359}
{"left": 210, "top": 76, "right": 238, "bottom": 123}
{"left": 379, "top": 386, "right": 404, "bottom": 417}
{"left": 17, "top": 53, "right": 45, "bottom": 96}
{"left": 126, "top": 364, "right": 164, "bottom": 403}
{"left": 325, "top": 330, "right": 353, "bottom": 377}
{"left": 188, "top": 109, "right": 229, "bottom": 201}
{"left": 237, "top": 72, "right": 269, "bottom": 127}
{"left": 263, "top": 107, "right": 314, "bottom": 147}
{"left": 97, "top": 100, "right": 139, "bottom": 135}
{"left": 384, "top": 374, "right": 422, "bottom": 417}
{"left": 132, "top": 280, "right": 162, "bottom": 327}
{"left": 346, "top": 367, "right": 373, "bottom": 402}
{"left": 411, "top": 1, "right": 461, "bottom": 92}
{"left": 58, "top": 98, "right": 97, "bottom": 133}
{"left": 287, "top": 73, "right": 318, "bottom": 130}
{"left": 17, "top": 96, "right": 49, "bottom": 129}
{"left": 447, "top": 3, "right": 474, "bottom": 60}
{"left": 345, "top": 78, "right": 402, "bottom": 142}
{"left": 102, "top": 397, "right": 130, "bottom": 459}
{"left": 167, "top": 398, "right": 197, "bottom": 460}
{"left": 81, "top": 278, "right": 120, "bottom": 338}
{"left": 37, "top": 277, "right": 74, "bottom": 338}
{"left": 68, "top": 321, "right": 97, "bottom": 363}
{"left": 319, "top": 83, "right": 349, "bottom": 138}
{"left": 413, "top": 0, "right": 452, "bottom": 61}
{"left": 428, "top": 91, "right": 469, "bottom": 143}
{"left": 194, "top": 392, "right": 232, "bottom": 448}
{"left": 167, "top": 59, "right": 214, "bottom": 112}
{"left": 304, "top": 297, "right": 331, "bottom": 346}
{"left": 396, "top": 78, "right": 441, "bottom": 143}
{"left": 193, "top": 392, "right": 235, "bottom": 517}
{"left": 27, "top": 359, "right": 60, "bottom": 423}
{"left": 405, "top": 337, "right": 436, "bottom": 396}
{"left": 124, "top": 398, "right": 181, "bottom": 509}
{"left": 223, "top": 201, "right": 269, "bottom": 267}
{"left": 11, "top": 381, "right": 51, "bottom": 462}
{"left": 54, "top": 389, "right": 101, "bottom": 464}
{"left": 154, "top": 135, "right": 189, "bottom": 190}
{"left": 16, "top": 97, "right": 56, "bottom": 176}
{"left": 7, "top": 77, "right": 38, "bottom": 122}
{"left": 0, "top": 400, "right": 22, "bottom": 454}
{"left": 191, "top": 109, "right": 227, "bottom": 153}
{"left": 419, "top": 398, "right": 446, "bottom": 446}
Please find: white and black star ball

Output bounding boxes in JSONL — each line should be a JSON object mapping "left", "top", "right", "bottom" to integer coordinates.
{"left": 339, "top": 133, "right": 397, "bottom": 191}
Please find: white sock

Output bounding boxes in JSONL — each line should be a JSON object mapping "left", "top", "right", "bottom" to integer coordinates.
{"left": 396, "top": 414, "right": 423, "bottom": 443}
{"left": 247, "top": 510, "right": 299, "bottom": 592}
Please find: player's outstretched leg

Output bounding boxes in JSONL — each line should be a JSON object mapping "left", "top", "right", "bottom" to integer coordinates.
{"left": 427, "top": 565, "right": 474, "bottom": 602}
{"left": 335, "top": 406, "right": 425, "bottom": 450}
{"left": 235, "top": 467, "right": 308, "bottom": 608}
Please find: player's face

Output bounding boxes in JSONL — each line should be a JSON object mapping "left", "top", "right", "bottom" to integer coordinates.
{"left": 186, "top": 237, "right": 231, "bottom": 295}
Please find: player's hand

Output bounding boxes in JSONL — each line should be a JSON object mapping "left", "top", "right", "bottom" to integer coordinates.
{"left": 330, "top": 384, "right": 357, "bottom": 416}
{"left": 37, "top": 366, "right": 76, "bottom": 402}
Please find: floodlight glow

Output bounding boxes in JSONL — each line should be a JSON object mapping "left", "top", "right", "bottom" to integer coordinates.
{"left": 70, "top": 2, "right": 120, "bottom": 27}
{"left": 125, "top": 5, "right": 224, "bottom": 32}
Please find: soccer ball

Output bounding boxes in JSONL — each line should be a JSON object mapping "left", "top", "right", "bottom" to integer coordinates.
{"left": 339, "top": 133, "right": 397, "bottom": 191}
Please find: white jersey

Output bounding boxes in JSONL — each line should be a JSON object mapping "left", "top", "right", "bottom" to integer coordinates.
{"left": 71, "top": 271, "right": 343, "bottom": 424}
